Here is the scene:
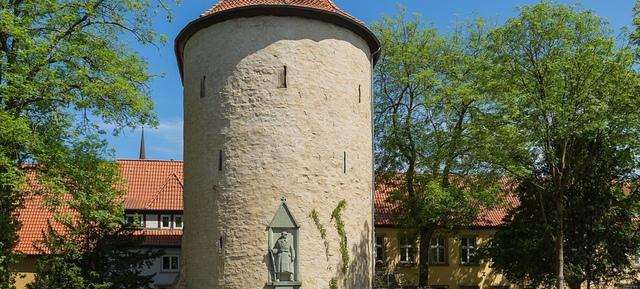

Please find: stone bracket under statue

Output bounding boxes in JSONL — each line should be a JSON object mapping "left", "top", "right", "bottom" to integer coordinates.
{"left": 266, "top": 198, "right": 302, "bottom": 289}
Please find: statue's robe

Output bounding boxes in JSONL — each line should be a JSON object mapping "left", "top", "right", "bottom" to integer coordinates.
{"left": 275, "top": 237, "right": 294, "bottom": 277}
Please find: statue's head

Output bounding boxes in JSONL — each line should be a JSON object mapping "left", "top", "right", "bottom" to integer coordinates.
{"left": 280, "top": 232, "right": 288, "bottom": 238}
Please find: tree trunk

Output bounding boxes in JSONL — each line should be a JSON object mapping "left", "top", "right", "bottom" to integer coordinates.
{"left": 567, "top": 280, "right": 582, "bottom": 289}
{"left": 418, "top": 228, "right": 433, "bottom": 287}
{"left": 556, "top": 192, "right": 565, "bottom": 289}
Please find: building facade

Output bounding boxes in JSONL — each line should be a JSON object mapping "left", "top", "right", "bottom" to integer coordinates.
{"left": 373, "top": 178, "right": 519, "bottom": 289}
{"left": 13, "top": 160, "right": 640, "bottom": 289}
{"left": 14, "top": 160, "right": 185, "bottom": 289}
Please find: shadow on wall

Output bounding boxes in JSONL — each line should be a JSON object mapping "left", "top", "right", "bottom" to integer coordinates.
{"left": 428, "top": 256, "right": 506, "bottom": 288}
{"left": 259, "top": 220, "right": 372, "bottom": 289}
{"left": 342, "top": 220, "right": 372, "bottom": 289}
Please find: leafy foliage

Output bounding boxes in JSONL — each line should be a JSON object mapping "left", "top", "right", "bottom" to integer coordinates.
{"left": 481, "top": 2, "right": 640, "bottom": 289}
{"left": 0, "top": 0, "right": 173, "bottom": 287}
{"left": 330, "top": 200, "right": 349, "bottom": 274}
{"left": 309, "top": 209, "right": 330, "bottom": 264}
{"left": 27, "top": 147, "right": 162, "bottom": 289}
{"left": 309, "top": 201, "right": 351, "bottom": 286}
{"left": 329, "top": 277, "right": 338, "bottom": 289}
{"left": 484, "top": 138, "right": 640, "bottom": 289}
{"left": 372, "top": 9, "right": 501, "bottom": 286}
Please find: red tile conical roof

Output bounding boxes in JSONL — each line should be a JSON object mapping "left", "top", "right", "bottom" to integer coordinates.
{"left": 175, "top": 0, "right": 380, "bottom": 81}
{"left": 201, "top": 0, "right": 360, "bottom": 23}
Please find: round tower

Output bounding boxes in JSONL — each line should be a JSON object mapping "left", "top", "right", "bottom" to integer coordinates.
{"left": 175, "top": 1, "right": 380, "bottom": 288}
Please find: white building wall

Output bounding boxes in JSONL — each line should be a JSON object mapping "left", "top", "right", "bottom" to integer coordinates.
{"left": 141, "top": 248, "right": 182, "bottom": 288}
{"left": 146, "top": 214, "right": 159, "bottom": 229}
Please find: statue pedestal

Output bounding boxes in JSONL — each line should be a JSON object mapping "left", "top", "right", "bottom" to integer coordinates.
{"left": 266, "top": 281, "right": 302, "bottom": 289}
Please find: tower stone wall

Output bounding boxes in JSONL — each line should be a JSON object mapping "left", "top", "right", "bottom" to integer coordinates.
{"left": 181, "top": 15, "right": 375, "bottom": 289}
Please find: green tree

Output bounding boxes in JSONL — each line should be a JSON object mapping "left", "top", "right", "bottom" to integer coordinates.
{"left": 632, "top": 0, "right": 640, "bottom": 46}
{"left": 481, "top": 3, "right": 640, "bottom": 289}
{"left": 483, "top": 137, "right": 640, "bottom": 289}
{"left": 372, "top": 10, "right": 501, "bottom": 286}
{"left": 0, "top": 0, "right": 172, "bottom": 287}
{"left": 27, "top": 144, "right": 162, "bottom": 289}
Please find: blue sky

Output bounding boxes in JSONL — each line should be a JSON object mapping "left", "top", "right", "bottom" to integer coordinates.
{"left": 106, "top": 0, "right": 637, "bottom": 161}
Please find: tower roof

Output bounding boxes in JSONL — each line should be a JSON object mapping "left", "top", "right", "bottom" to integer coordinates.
{"left": 175, "top": 0, "right": 380, "bottom": 82}
{"left": 201, "top": 0, "right": 359, "bottom": 23}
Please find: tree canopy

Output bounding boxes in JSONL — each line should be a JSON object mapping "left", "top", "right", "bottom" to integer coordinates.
{"left": 0, "top": 0, "right": 173, "bottom": 288}
{"left": 372, "top": 10, "right": 501, "bottom": 286}
{"left": 481, "top": 2, "right": 640, "bottom": 289}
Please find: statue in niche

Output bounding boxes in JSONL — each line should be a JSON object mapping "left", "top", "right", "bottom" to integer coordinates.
{"left": 267, "top": 197, "right": 301, "bottom": 289}
{"left": 272, "top": 231, "right": 295, "bottom": 281}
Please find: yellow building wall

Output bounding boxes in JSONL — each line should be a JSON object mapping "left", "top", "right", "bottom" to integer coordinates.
{"left": 375, "top": 227, "right": 514, "bottom": 289}
{"left": 13, "top": 256, "right": 37, "bottom": 289}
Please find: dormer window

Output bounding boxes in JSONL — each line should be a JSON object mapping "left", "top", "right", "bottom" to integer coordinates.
{"left": 174, "top": 215, "right": 184, "bottom": 229}
{"left": 125, "top": 214, "right": 143, "bottom": 228}
{"left": 161, "top": 214, "right": 172, "bottom": 229}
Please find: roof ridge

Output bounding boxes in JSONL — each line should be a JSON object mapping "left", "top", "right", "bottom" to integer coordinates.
{"left": 143, "top": 171, "right": 181, "bottom": 210}
{"left": 172, "top": 172, "right": 184, "bottom": 188}
{"left": 200, "top": 0, "right": 362, "bottom": 23}
{"left": 203, "top": 0, "right": 224, "bottom": 16}
{"left": 117, "top": 159, "right": 183, "bottom": 163}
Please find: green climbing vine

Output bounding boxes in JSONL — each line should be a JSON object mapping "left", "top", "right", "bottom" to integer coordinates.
{"left": 329, "top": 277, "right": 338, "bottom": 289}
{"left": 331, "top": 200, "right": 349, "bottom": 274}
{"left": 308, "top": 200, "right": 350, "bottom": 289}
{"left": 310, "top": 209, "right": 331, "bottom": 263}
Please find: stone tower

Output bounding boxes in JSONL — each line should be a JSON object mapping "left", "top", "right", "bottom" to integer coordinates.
{"left": 175, "top": 1, "right": 380, "bottom": 288}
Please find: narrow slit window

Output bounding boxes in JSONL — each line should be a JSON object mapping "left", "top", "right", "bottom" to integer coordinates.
{"left": 279, "top": 66, "right": 287, "bottom": 88}
{"left": 358, "top": 85, "right": 362, "bottom": 103}
{"left": 200, "top": 76, "right": 206, "bottom": 98}
{"left": 218, "top": 150, "right": 223, "bottom": 171}
{"left": 343, "top": 152, "right": 347, "bottom": 174}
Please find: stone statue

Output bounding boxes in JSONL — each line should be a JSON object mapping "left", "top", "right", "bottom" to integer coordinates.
{"left": 266, "top": 199, "right": 301, "bottom": 288}
{"left": 271, "top": 231, "right": 295, "bottom": 281}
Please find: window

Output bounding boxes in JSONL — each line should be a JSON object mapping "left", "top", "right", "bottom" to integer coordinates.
{"left": 145, "top": 214, "right": 158, "bottom": 229}
{"left": 343, "top": 152, "right": 347, "bottom": 174}
{"left": 161, "top": 214, "right": 172, "bottom": 229}
{"left": 200, "top": 75, "right": 206, "bottom": 98}
{"left": 162, "top": 255, "right": 179, "bottom": 272}
{"left": 174, "top": 215, "right": 183, "bottom": 229}
{"left": 460, "top": 236, "right": 478, "bottom": 265}
{"left": 430, "top": 236, "right": 448, "bottom": 264}
{"left": 125, "top": 214, "right": 142, "bottom": 227}
{"left": 399, "top": 236, "right": 416, "bottom": 264}
{"left": 218, "top": 150, "right": 223, "bottom": 171}
{"left": 375, "top": 235, "right": 385, "bottom": 263}
{"left": 279, "top": 66, "right": 287, "bottom": 88}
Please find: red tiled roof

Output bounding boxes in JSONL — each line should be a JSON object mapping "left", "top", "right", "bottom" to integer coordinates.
{"left": 16, "top": 160, "right": 184, "bottom": 255}
{"left": 374, "top": 175, "right": 520, "bottom": 227}
{"left": 17, "top": 159, "right": 521, "bottom": 255}
{"left": 15, "top": 195, "right": 73, "bottom": 255}
{"left": 134, "top": 229, "right": 182, "bottom": 247}
{"left": 119, "top": 160, "right": 183, "bottom": 211}
{"left": 201, "top": 0, "right": 361, "bottom": 24}
{"left": 474, "top": 193, "right": 520, "bottom": 227}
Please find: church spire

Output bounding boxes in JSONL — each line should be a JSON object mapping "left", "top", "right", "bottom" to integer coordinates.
{"left": 139, "top": 127, "right": 146, "bottom": 160}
